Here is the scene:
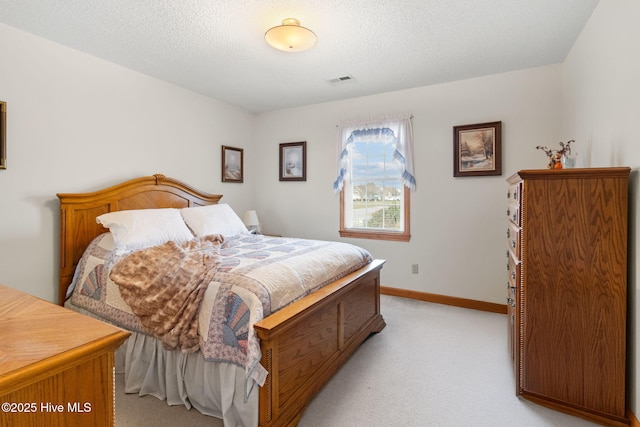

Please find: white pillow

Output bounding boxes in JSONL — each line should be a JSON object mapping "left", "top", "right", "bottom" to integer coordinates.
{"left": 181, "top": 203, "right": 248, "bottom": 237}
{"left": 96, "top": 208, "right": 194, "bottom": 254}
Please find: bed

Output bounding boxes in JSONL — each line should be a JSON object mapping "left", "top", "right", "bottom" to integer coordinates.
{"left": 57, "top": 174, "right": 386, "bottom": 427}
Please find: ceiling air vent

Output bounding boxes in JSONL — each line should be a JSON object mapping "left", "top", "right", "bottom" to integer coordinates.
{"left": 326, "top": 75, "right": 356, "bottom": 85}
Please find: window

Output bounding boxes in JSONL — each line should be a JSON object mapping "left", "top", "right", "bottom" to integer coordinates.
{"left": 334, "top": 115, "right": 415, "bottom": 242}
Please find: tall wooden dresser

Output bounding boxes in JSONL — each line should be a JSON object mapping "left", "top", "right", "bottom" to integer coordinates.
{"left": 0, "top": 284, "right": 130, "bottom": 426}
{"left": 506, "top": 167, "right": 630, "bottom": 427}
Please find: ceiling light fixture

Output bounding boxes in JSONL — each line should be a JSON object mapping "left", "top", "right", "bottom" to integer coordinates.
{"left": 265, "top": 18, "right": 317, "bottom": 52}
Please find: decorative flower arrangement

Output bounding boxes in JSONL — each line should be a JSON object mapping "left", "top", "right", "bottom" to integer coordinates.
{"left": 536, "top": 140, "right": 574, "bottom": 169}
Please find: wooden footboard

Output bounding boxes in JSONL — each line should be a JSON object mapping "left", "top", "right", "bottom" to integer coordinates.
{"left": 255, "top": 259, "right": 386, "bottom": 427}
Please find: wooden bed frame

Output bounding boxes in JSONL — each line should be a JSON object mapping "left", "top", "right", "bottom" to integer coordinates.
{"left": 57, "top": 174, "right": 386, "bottom": 427}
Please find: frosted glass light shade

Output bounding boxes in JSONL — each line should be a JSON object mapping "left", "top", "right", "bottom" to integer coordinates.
{"left": 265, "top": 18, "right": 317, "bottom": 52}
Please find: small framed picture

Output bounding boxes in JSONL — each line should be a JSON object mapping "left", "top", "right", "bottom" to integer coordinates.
{"left": 279, "top": 141, "right": 306, "bottom": 181}
{"left": 221, "top": 145, "right": 243, "bottom": 183}
{"left": 0, "top": 101, "right": 6, "bottom": 169}
{"left": 453, "top": 121, "right": 502, "bottom": 177}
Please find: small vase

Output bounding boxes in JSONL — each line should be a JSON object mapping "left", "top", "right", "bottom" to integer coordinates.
{"left": 562, "top": 153, "right": 576, "bottom": 168}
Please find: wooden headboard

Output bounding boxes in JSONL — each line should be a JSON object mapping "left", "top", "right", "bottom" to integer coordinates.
{"left": 57, "top": 174, "right": 222, "bottom": 305}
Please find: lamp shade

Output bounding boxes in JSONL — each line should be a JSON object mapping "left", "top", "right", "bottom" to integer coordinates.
{"left": 243, "top": 210, "right": 260, "bottom": 227}
{"left": 265, "top": 18, "right": 316, "bottom": 52}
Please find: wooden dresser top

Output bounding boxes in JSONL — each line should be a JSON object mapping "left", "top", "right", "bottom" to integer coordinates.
{"left": 0, "top": 284, "right": 129, "bottom": 395}
{"left": 507, "top": 166, "right": 630, "bottom": 183}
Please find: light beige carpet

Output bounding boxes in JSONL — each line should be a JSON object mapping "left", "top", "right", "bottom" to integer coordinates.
{"left": 116, "top": 295, "right": 601, "bottom": 426}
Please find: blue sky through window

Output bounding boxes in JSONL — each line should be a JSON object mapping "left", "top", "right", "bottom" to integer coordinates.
{"left": 351, "top": 140, "right": 402, "bottom": 190}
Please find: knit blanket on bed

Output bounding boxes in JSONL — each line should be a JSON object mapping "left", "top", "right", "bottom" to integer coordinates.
{"left": 109, "top": 234, "right": 225, "bottom": 353}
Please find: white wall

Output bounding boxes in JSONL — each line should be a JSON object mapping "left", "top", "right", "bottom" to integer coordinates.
{"left": 561, "top": 0, "right": 640, "bottom": 417}
{"left": 0, "top": 23, "right": 256, "bottom": 302}
{"left": 253, "top": 65, "right": 562, "bottom": 305}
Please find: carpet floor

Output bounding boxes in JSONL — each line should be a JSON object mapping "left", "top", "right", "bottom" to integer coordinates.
{"left": 115, "top": 295, "right": 601, "bottom": 426}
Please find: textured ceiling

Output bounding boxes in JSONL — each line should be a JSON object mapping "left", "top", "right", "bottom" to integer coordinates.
{"left": 0, "top": 0, "right": 599, "bottom": 113}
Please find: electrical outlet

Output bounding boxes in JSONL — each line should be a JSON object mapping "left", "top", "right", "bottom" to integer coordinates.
{"left": 411, "top": 264, "right": 419, "bottom": 274}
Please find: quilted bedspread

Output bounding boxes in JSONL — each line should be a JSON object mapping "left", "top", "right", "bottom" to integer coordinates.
{"left": 69, "top": 232, "right": 372, "bottom": 385}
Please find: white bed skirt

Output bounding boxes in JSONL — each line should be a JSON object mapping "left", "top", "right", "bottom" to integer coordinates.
{"left": 67, "top": 301, "right": 259, "bottom": 427}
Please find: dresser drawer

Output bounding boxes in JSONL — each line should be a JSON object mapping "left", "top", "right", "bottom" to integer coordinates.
{"left": 507, "top": 183, "right": 520, "bottom": 204}
{"left": 506, "top": 280, "right": 517, "bottom": 307}
{"left": 506, "top": 183, "right": 522, "bottom": 226}
{"left": 506, "top": 222, "right": 521, "bottom": 257}
{"left": 507, "top": 250, "right": 520, "bottom": 287}
{"left": 507, "top": 203, "right": 520, "bottom": 226}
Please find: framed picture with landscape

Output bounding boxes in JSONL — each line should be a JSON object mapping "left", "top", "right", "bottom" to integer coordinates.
{"left": 221, "top": 145, "right": 243, "bottom": 183}
{"left": 279, "top": 141, "right": 306, "bottom": 181}
{"left": 453, "top": 121, "right": 502, "bottom": 177}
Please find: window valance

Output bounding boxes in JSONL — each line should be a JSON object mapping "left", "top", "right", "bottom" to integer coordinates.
{"left": 333, "top": 114, "right": 415, "bottom": 193}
